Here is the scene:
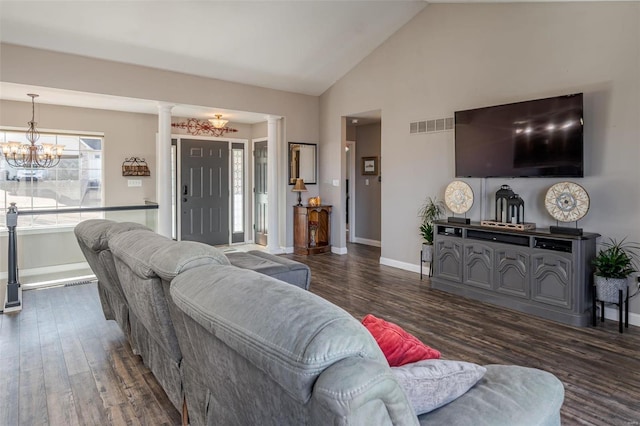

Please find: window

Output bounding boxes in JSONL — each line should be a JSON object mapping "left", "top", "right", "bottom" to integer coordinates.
{"left": 0, "top": 130, "right": 104, "bottom": 228}
{"left": 231, "top": 143, "right": 245, "bottom": 243}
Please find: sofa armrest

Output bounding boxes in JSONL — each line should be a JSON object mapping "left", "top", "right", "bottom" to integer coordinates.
{"left": 310, "top": 357, "right": 419, "bottom": 426}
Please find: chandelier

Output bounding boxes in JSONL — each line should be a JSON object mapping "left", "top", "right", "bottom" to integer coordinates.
{"left": 171, "top": 115, "right": 238, "bottom": 137}
{"left": 0, "top": 94, "right": 64, "bottom": 169}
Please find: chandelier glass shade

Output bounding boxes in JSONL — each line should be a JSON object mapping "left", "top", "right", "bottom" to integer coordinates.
{"left": 208, "top": 114, "right": 229, "bottom": 129}
{"left": 1, "top": 94, "right": 64, "bottom": 169}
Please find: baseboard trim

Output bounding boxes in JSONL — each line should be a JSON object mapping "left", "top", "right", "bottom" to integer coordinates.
{"left": 0, "top": 261, "right": 90, "bottom": 281}
{"left": 283, "top": 246, "right": 294, "bottom": 254}
{"left": 353, "top": 237, "right": 381, "bottom": 247}
{"left": 331, "top": 246, "right": 348, "bottom": 255}
{"left": 602, "top": 305, "right": 640, "bottom": 327}
{"left": 23, "top": 274, "right": 97, "bottom": 290}
{"left": 379, "top": 257, "right": 427, "bottom": 274}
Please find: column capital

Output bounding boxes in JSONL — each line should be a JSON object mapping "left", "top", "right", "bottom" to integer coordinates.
{"left": 157, "top": 102, "right": 175, "bottom": 113}
{"left": 266, "top": 115, "right": 282, "bottom": 123}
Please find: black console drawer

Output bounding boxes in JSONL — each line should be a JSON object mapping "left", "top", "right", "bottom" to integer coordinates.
{"left": 437, "top": 225, "right": 462, "bottom": 237}
{"left": 534, "top": 237, "right": 573, "bottom": 253}
{"left": 467, "top": 229, "right": 530, "bottom": 247}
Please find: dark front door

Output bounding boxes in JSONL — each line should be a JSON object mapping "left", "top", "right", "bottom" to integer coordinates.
{"left": 181, "top": 139, "right": 229, "bottom": 245}
{"left": 254, "top": 141, "right": 267, "bottom": 246}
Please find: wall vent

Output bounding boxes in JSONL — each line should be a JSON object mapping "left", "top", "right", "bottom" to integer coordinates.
{"left": 410, "top": 117, "right": 454, "bottom": 135}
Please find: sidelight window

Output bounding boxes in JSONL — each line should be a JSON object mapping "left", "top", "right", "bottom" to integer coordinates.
{"left": 231, "top": 143, "right": 245, "bottom": 242}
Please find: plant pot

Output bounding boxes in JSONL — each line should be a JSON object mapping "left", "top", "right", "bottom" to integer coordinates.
{"left": 594, "top": 275, "right": 629, "bottom": 303}
{"left": 422, "top": 244, "right": 433, "bottom": 262}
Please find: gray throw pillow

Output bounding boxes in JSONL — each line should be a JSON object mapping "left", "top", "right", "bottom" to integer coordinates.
{"left": 392, "top": 359, "right": 487, "bottom": 415}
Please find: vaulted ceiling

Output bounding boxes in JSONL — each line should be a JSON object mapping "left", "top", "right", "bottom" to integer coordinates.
{"left": 0, "top": 1, "right": 426, "bottom": 94}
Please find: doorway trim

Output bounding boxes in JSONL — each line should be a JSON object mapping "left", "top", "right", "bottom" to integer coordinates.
{"left": 252, "top": 137, "right": 268, "bottom": 246}
{"left": 346, "top": 140, "right": 356, "bottom": 243}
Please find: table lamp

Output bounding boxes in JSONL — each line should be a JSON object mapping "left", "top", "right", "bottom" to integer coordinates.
{"left": 292, "top": 178, "right": 308, "bottom": 206}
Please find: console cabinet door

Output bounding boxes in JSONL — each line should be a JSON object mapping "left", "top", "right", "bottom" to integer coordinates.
{"left": 463, "top": 242, "right": 493, "bottom": 290}
{"left": 531, "top": 251, "right": 572, "bottom": 308}
{"left": 434, "top": 238, "right": 463, "bottom": 282}
{"left": 495, "top": 247, "right": 529, "bottom": 298}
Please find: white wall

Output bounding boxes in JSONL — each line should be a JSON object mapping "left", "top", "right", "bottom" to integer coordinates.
{"left": 320, "top": 2, "right": 640, "bottom": 314}
{"left": 0, "top": 43, "right": 321, "bottom": 249}
{"left": 0, "top": 99, "right": 159, "bottom": 205}
{"left": 0, "top": 45, "right": 320, "bottom": 307}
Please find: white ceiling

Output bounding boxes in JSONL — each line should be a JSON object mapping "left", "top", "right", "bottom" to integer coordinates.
{"left": 0, "top": 0, "right": 428, "bottom": 121}
{"left": 0, "top": 0, "right": 606, "bottom": 121}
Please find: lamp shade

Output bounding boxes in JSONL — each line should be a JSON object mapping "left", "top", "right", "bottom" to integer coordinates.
{"left": 208, "top": 114, "right": 228, "bottom": 129}
{"left": 292, "top": 178, "right": 308, "bottom": 192}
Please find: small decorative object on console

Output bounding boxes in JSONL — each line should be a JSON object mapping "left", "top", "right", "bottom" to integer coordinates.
{"left": 309, "top": 221, "right": 318, "bottom": 247}
{"left": 494, "top": 184, "right": 514, "bottom": 222}
{"left": 545, "top": 181, "right": 589, "bottom": 235}
{"left": 507, "top": 194, "right": 525, "bottom": 224}
{"left": 308, "top": 196, "right": 321, "bottom": 207}
{"left": 481, "top": 184, "right": 535, "bottom": 230}
{"left": 444, "top": 180, "right": 473, "bottom": 224}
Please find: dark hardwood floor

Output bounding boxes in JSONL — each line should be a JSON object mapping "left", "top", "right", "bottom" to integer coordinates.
{"left": 0, "top": 282, "right": 181, "bottom": 426}
{"left": 1, "top": 243, "right": 639, "bottom": 425}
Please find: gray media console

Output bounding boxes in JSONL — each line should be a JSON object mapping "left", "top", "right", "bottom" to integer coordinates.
{"left": 431, "top": 221, "right": 599, "bottom": 327}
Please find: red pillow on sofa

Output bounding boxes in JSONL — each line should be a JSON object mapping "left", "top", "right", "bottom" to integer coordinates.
{"left": 362, "top": 314, "right": 441, "bottom": 367}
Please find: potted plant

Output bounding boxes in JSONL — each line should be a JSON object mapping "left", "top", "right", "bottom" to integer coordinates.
{"left": 592, "top": 238, "right": 640, "bottom": 303}
{"left": 418, "top": 197, "right": 446, "bottom": 262}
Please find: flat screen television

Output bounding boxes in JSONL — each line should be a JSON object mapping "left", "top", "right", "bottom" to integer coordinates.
{"left": 455, "top": 93, "right": 584, "bottom": 178}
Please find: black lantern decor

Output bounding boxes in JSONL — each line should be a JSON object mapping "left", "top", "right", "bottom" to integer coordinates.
{"left": 495, "top": 185, "right": 514, "bottom": 223}
{"left": 507, "top": 194, "right": 525, "bottom": 224}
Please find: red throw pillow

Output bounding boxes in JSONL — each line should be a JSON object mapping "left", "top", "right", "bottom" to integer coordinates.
{"left": 362, "top": 314, "right": 441, "bottom": 367}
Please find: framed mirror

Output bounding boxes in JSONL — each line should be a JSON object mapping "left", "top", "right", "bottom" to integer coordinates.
{"left": 288, "top": 142, "right": 317, "bottom": 185}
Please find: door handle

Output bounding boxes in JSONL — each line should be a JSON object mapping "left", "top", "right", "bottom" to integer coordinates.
{"left": 183, "top": 185, "right": 188, "bottom": 195}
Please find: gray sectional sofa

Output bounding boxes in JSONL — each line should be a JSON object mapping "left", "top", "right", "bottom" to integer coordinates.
{"left": 75, "top": 219, "right": 565, "bottom": 425}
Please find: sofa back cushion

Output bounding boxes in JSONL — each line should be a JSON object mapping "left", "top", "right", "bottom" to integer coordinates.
{"left": 75, "top": 219, "right": 150, "bottom": 251}
{"left": 109, "top": 230, "right": 233, "bottom": 361}
{"left": 110, "top": 229, "right": 170, "bottom": 279}
{"left": 170, "top": 264, "right": 386, "bottom": 403}
{"left": 110, "top": 229, "right": 181, "bottom": 360}
{"left": 74, "top": 219, "right": 151, "bottom": 327}
{"left": 150, "top": 240, "right": 230, "bottom": 281}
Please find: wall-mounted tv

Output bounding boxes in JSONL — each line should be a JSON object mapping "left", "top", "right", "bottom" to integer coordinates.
{"left": 455, "top": 93, "right": 584, "bottom": 178}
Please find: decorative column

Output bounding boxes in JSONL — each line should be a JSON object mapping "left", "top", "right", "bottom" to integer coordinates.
{"left": 157, "top": 103, "right": 174, "bottom": 238}
{"left": 5, "top": 203, "right": 21, "bottom": 311}
{"left": 266, "top": 115, "right": 282, "bottom": 253}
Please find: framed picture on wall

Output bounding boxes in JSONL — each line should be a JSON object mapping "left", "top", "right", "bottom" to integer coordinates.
{"left": 362, "top": 156, "right": 378, "bottom": 175}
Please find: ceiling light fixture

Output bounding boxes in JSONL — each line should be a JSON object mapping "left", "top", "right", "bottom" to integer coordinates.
{"left": 0, "top": 94, "right": 63, "bottom": 169}
{"left": 171, "top": 116, "right": 238, "bottom": 137}
{"left": 209, "top": 114, "right": 229, "bottom": 129}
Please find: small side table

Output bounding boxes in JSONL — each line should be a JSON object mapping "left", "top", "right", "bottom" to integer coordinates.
{"left": 592, "top": 285, "right": 629, "bottom": 333}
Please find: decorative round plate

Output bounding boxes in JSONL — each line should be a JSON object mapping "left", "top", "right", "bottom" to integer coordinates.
{"left": 544, "top": 181, "right": 590, "bottom": 223}
{"left": 444, "top": 180, "right": 474, "bottom": 214}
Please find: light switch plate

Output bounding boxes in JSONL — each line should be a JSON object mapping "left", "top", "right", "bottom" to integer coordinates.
{"left": 128, "top": 179, "right": 142, "bottom": 187}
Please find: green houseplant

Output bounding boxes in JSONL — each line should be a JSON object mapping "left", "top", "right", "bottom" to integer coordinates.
{"left": 418, "top": 197, "right": 446, "bottom": 262}
{"left": 592, "top": 238, "right": 640, "bottom": 303}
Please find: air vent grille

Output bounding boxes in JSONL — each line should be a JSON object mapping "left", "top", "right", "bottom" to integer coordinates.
{"left": 410, "top": 117, "right": 454, "bottom": 135}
